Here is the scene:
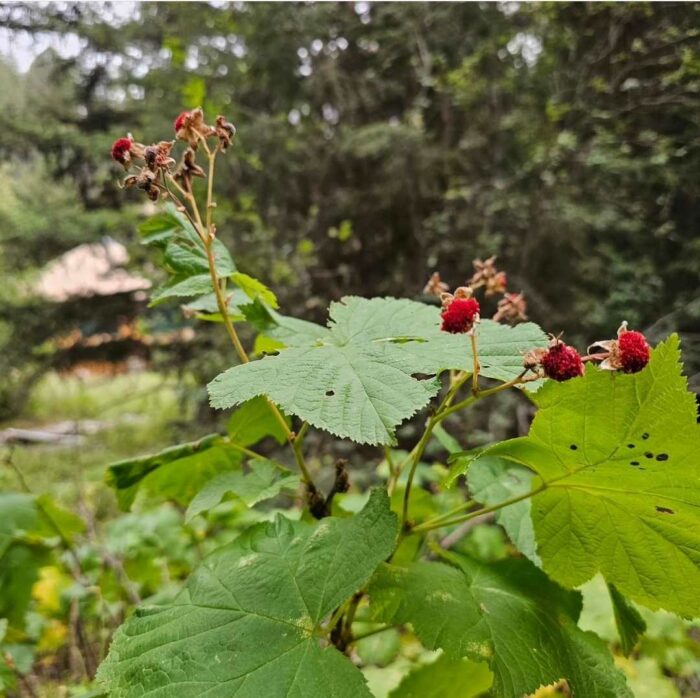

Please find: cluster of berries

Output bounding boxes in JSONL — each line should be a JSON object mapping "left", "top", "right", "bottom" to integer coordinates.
{"left": 432, "top": 264, "right": 650, "bottom": 381}
{"left": 110, "top": 108, "right": 235, "bottom": 201}
{"left": 522, "top": 325, "right": 650, "bottom": 381}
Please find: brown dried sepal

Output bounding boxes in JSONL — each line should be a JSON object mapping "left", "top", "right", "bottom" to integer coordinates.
{"left": 423, "top": 272, "right": 450, "bottom": 297}
{"left": 469, "top": 256, "right": 507, "bottom": 296}
{"left": 143, "top": 140, "right": 176, "bottom": 173}
{"left": 174, "top": 147, "right": 206, "bottom": 181}
{"left": 175, "top": 107, "right": 216, "bottom": 148}
{"left": 215, "top": 115, "right": 236, "bottom": 150}
{"left": 122, "top": 167, "right": 160, "bottom": 201}
{"left": 493, "top": 292, "right": 528, "bottom": 324}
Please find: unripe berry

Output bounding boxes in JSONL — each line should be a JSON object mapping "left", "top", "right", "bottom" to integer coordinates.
{"left": 617, "top": 330, "right": 650, "bottom": 373}
{"left": 440, "top": 297, "right": 480, "bottom": 334}
{"left": 541, "top": 342, "right": 584, "bottom": 381}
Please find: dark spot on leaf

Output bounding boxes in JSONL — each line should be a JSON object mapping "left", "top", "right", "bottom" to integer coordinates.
{"left": 325, "top": 390, "right": 335, "bottom": 397}
{"left": 656, "top": 506, "right": 674, "bottom": 515}
{"left": 656, "top": 453, "right": 669, "bottom": 461}
{"left": 630, "top": 461, "right": 640, "bottom": 466}
{"left": 569, "top": 444, "right": 577, "bottom": 450}
{"left": 645, "top": 452, "right": 653, "bottom": 459}
{"left": 627, "top": 444, "right": 635, "bottom": 449}
{"left": 642, "top": 433, "right": 650, "bottom": 440}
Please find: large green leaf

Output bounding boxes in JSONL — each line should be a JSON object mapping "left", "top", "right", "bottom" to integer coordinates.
{"left": 107, "top": 435, "right": 242, "bottom": 510}
{"left": 476, "top": 335, "right": 700, "bottom": 616}
{"left": 370, "top": 555, "right": 631, "bottom": 698}
{"left": 209, "top": 297, "right": 546, "bottom": 445}
{"left": 97, "top": 489, "right": 398, "bottom": 697}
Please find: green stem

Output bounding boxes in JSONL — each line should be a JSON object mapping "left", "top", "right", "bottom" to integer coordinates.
{"left": 470, "top": 332, "right": 480, "bottom": 395}
{"left": 411, "top": 483, "right": 547, "bottom": 534}
{"left": 184, "top": 158, "right": 317, "bottom": 492}
{"left": 350, "top": 625, "right": 395, "bottom": 644}
{"left": 419, "top": 499, "right": 479, "bottom": 529}
{"left": 436, "top": 371, "right": 529, "bottom": 423}
{"left": 325, "top": 601, "right": 349, "bottom": 635}
{"left": 400, "top": 414, "right": 439, "bottom": 530}
{"left": 291, "top": 422, "right": 314, "bottom": 488}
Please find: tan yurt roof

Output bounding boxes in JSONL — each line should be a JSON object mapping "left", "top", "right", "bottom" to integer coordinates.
{"left": 37, "top": 237, "right": 151, "bottom": 302}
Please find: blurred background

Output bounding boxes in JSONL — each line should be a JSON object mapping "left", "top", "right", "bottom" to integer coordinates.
{"left": 0, "top": 2, "right": 699, "bottom": 696}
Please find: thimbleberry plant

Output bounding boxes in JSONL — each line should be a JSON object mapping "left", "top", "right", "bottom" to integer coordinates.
{"left": 95, "top": 107, "right": 700, "bottom": 698}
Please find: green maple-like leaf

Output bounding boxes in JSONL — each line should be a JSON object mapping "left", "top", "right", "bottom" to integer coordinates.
{"left": 477, "top": 335, "right": 700, "bottom": 616}
{"left": 97, "top": 489, "right": 398, "bottom": 697}
{"left": 370, "top": 555, "right": 632, "bottom": 698}
{"left": 209, "top": 297, "right": 546, "bottom": 445}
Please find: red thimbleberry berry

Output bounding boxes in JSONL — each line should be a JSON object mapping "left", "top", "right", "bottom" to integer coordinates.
{"left": 441, "top": 297, "right": 480, "bottom": 333}
{"left": 541, "top": 342, "right": 584, "bottom": 382}
{"left": 617, "top": 330, "right": 650, "bottom": 373}
{"left": 174, "top": 111, "right": 190, "bottom": 132}
{"left": 110, "top": 137, "right": 132, "bottom": 163}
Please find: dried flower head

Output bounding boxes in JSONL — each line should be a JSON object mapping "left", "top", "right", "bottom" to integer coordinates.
{"left": 174, "top": 107, "right": 215, "bottom": 148}
{"left": 215, "top": 115, "right": 236, "bottom": 150}
{"left": 122, "top": 167, "right": 160, "bottom": 202}
{"left": 174, "top": 147, "right": 206, "bottom": 181}
{"left": 469, "top": 256, "right": 507, "bottom": 296}
{"left": 143, "top": 140, "right": 176, "bottom": 172}
{"left": 588, "top": 322, "right": 650, "bottom": 374}
{"left": 440, "top": 288, "right": 480, "bottom": 334}
{"left": 423, "top": 272, "right": 450, "bottom": 297}
{"left": 493, "top": 291, "right": 527, "bottom": 324}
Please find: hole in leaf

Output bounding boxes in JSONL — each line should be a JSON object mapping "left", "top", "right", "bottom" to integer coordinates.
{"left": 642, "top": 432, "right": 650, "bottom": 440}
{"left": 656, "top": 506, "right": 674, "bottom": 515}
{"left": 656, "top": 453, "right": 669, "bottom": 461}
{"left": 645, "top": 452, "right": 654, "bottom": 459}
{"left": 325, "top": 390, "right": 335, "bottom": 397}
{"left": 569, "top": 444, "right": 577, "bottom": 450}
{"left": 630, "top": 461, "right": 640, "bottom": 466}
{"left": 627, "top": 444, "right": 635, "bottom": 449}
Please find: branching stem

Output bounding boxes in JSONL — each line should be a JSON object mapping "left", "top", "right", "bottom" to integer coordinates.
{"left": 178, "top": 149, "right": 317, "bottom": 492}
{"left": 411, "top": 483, "right": 547, "bottom": 534}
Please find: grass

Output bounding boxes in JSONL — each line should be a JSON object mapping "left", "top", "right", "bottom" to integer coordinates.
{"left": 0, "top": 370, "right": 199, "bottom": 504}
